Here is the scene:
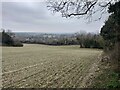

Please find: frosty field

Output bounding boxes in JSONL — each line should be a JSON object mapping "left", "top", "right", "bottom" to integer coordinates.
{"left": 2, "top": 44, "right": 102, "bottom": 88}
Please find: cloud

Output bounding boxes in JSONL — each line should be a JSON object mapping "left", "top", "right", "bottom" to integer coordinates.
{"left": 3, "top": 2, "right": 48, "bottom": 23}
{"left": 1, "top": 0, "right": 45, "bottom": 2}
{"left": 2, "top": 1, "right": 109, "bottom": 33}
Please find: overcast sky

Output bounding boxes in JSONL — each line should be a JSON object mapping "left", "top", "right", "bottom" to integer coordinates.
{"left": 1, "top": 0, "right": 109, "bottom": 33}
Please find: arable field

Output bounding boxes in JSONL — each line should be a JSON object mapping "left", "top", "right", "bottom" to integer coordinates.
{"left": 2, "top": 44, "right": 102, "bottom": 88}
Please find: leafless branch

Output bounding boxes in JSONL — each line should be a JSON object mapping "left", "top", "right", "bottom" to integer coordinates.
{"left": 46, "top": 0, "right": 118, "bottom": 19}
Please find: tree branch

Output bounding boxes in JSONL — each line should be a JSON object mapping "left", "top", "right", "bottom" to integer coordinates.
{"left": 67, "top": 1, "right": 97, "bottom": 17}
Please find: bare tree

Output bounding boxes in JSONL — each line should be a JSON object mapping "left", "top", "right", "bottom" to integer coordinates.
{"left": 47, "top": 0, "right": 119, "bottom": 20}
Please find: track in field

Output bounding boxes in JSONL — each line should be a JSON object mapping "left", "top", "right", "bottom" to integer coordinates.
{"left": 2, "top": 44, "right": 102, "bottom": 88}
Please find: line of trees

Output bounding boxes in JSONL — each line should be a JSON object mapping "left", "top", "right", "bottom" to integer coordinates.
{"left": 21, "top": 36, "right": 79, "bottom": 46}
{"left": 101, "top": 1, "right": 120, "bottom": 52}
{"left": 19, "top": 32, "right": 103, "bottom": 49}
{"left": 100, "top": 1, "right": 120, "bottom": 73}
{"left": 0, "top": 29, "right": 104, "bottom": 49}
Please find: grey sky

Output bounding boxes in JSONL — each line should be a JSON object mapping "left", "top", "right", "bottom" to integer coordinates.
{"left": 2, "top": 0, "right": 109, "bottom": 33}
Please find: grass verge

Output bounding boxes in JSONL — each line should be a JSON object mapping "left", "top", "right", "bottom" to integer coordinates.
{"left": 91, "top": 54, "right": 120, "bottom": 88}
